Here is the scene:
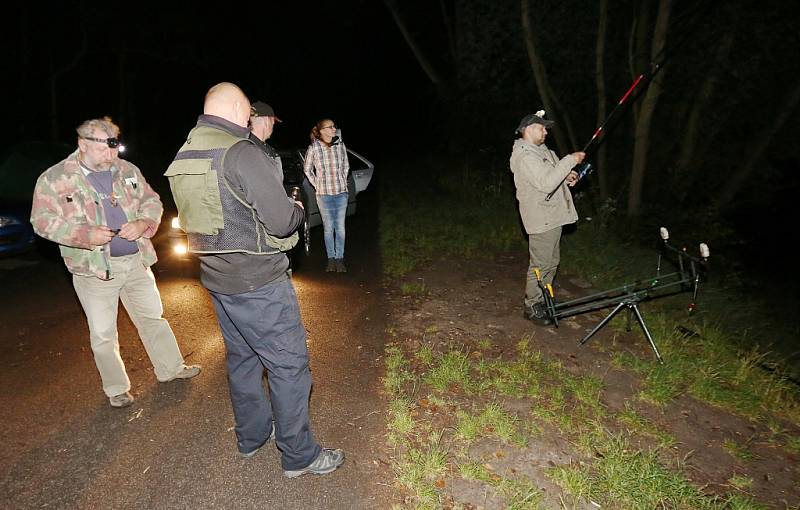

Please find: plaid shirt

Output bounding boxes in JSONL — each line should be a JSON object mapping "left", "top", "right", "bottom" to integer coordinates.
{"left": 303, "top": 139, "right": 349, "bottom": 195}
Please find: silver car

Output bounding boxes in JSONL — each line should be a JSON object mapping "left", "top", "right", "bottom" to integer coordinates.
{"left": 280, "top": 147, "right": 374, "bottom": 256}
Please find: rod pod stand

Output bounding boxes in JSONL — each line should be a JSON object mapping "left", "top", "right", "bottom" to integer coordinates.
{"left": 578, "top": 294, "right": 663, "bottom": 363}
{"left": 536, "top": 227, "right": 709, "bottom": 363}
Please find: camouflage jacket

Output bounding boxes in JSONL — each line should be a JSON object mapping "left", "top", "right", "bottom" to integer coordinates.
{"left": 30, "top": 150, "right": 163, "bottom": 279}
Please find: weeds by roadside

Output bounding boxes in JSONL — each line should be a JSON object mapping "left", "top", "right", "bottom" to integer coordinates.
{"left": 379, "top": 162, "right": 800, "bottom": 508}
{"left": 383, "top": 338, "right": 778, "bottom": 509}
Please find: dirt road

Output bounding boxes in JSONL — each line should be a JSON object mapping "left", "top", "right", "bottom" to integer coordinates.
{"left": 0, "top": 190, "right": 396, "bottom": 509}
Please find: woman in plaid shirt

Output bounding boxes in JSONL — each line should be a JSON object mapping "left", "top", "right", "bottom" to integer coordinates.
{"left": 303, "top": 119, "right": 350, "bottom": 272}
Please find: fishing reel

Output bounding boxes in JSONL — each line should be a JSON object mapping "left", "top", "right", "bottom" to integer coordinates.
{"left": 574, "top": 162, "right": 593, "bottom": 182}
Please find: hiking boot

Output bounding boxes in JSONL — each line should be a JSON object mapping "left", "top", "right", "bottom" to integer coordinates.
{"left": 158, "top": 364, "right": 202, "bottom": 383}
{"left": 240, "top": 422, "right": 275, "bottom": 459}
{"left": 109, "top": 391, "right": 134, "bottom": 408}
{"left": 524, "top": 303, "right": 552, "bottom": 326}
{"left": 325, "top": 259, "right": 336, "bottom": 272}
{"left": 283, "top": 448, "right": 345, "bottom": 478}
{"left": 335, "top": 259, "right": 347, "bottom": 273}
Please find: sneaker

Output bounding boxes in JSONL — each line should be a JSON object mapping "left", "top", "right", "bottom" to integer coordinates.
{"left": 158, "top": 364, "right": 202, "bottom": 383}
{"left": 240, "top": 422, "right": 275, "bottom": 459}
{"left": 109, "top": 391, "right": 134, "bottom": 408}
{"left": 524, "top": 303, "right": 552, "bottom": 326}
{"left": 325, "top": 259, "right": 336, "bottom": 272}
{"left": 335, "top": 259, "right": 347, "bottom": 273}
{"left": 283, "top": 448, "right": 345, "bottom": 478}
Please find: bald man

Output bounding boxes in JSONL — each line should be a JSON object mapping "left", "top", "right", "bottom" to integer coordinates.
{"left": 166, "top": 82, "right": 344, "bottom": 477}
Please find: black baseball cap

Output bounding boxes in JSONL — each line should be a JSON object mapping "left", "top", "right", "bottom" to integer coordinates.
{"left": 515, "top": 111, "right": 554, "bottom": 133}
{"left": 250, "top": 101, "right": 282, "bottom": 122}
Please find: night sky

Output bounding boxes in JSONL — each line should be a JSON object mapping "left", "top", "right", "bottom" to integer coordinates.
{"left": 4, "top": 1, "right": 429, "bottom": 174}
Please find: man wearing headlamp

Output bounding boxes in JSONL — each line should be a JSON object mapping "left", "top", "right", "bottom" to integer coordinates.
{"left": 81, "top": 135, "right": 122, "bottom": 149}
{"left": 31, "top": 116, "right": 200, "bottom": 408}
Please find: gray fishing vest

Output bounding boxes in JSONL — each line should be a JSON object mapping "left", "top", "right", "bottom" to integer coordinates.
{"left": 164, "top": 125, "right": 298, "bottom": 255}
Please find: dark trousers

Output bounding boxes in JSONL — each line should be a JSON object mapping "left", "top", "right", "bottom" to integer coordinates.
{"left": 209, "top": 278, "right": 321, "bottom": 470}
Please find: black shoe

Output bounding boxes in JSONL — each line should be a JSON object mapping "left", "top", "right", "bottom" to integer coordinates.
{"left": 325, "top": 259, "right": 336, "bottom": 272}
{"left": 524, "top": 303, "right": 552, "bottom": 326}
{"left": 335, "top": 258, "right": 347, "bottom": 273}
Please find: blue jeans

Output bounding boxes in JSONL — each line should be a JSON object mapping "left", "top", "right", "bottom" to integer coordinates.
{"left": 317, "top": 192, "right": 348, "bottom": 259}
{"left": 209, "top": 278, "right": 322, "bottom": 470}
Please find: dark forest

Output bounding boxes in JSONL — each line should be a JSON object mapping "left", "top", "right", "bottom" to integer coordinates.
{"left": 4, "top": 0, "right": 800, "bottom": 280}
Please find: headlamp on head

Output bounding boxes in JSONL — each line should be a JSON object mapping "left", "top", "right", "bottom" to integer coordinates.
{"left": 82, "top": 136, "right": 123, "bottom": 150}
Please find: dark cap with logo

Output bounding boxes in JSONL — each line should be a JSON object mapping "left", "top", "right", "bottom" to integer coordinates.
{"left": 251, "top": 101, "right": 282, "bottom": 122}
{"left": 515, "top": 110, "right": 554, "bottom": 133}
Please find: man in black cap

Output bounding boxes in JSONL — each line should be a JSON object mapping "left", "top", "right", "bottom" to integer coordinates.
{"left": 509, "top": 110, "right": 585, "bottom": 325}
{"left": 249, "top": 101, "right": 284, "bottom": 173}
{"left": 250, "top": 101, "right": 281, "bottom": 144}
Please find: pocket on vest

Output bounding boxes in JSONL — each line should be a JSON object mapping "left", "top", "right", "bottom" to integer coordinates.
{"left": 164, "top": 159, "right": 224, "bottom": 235}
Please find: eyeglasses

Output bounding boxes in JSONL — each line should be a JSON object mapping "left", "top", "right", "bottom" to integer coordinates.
{"left": 321, "top": 125, "right": 337, "bottom": 131}
{"left": 82, "top": 136, "right": 121, "bottom": 149}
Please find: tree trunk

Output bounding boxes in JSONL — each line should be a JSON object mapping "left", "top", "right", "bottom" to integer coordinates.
{"left": 673, "top": 29, "right": 736, "bottom": 199}
{"left": 627, "top": 0, "right": 671, "bottom": 217}
{"left": 545, "top": 80, "right": 579, "bottom": 150}
{"left": 595, "top": 0, "right": 610, "bottom": 200}
{"left": 439, "top": 0, "right": 457, "bottom": 63}
{"left": 382, "top": 0, "right": 444, "bottom": 86}
{"left": 520, "top": 0, "right": 570, "bottom": 156}
{"left": 716, "top": 80, "right": 800, "bottom": 209}
{"left": 628, "top": 1, "right": 652, "bottom": 124}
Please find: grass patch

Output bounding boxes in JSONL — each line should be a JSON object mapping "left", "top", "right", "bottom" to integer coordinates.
{"left": 727, "top": 474, "right": 754, "bottom": 491}
{"left": 722, "top": 438, "right": 755, "bottom": 462}
{"left": 394, "top": 430, "right": 449, "bottom": 508}
{"left": 617, "top": 404, "right": 676, "bottom": 448}
{"left": 559, "top": 222, "right": 800, "bottom": 422}
{"left": 452, "top": 401, "right": 529, "bottom": 448}
{"left": 384, "top": 344, "right": 417, "bottom": 395}
{"left": 457, "top": 460, "right": 543, "bottom": 509}
{"left": 610, "top": 318, "right": 800, "bottom": 421}
{"left": 548, "top": 433, "right": 765, "bottom": 510}
{"left": 385, "top": 336, "right": 784, "bottom": 509}
{"left": 400, "top": 281, "right": 428, "bottom": 296}
{"left": 379, "top": 162, "right": 524, "bottom": 279}
{"left": 424, "top": 350, "right": 472, "bottom": 393}
{"left": 786, "top": 435, "right": 800, "bottom": 455}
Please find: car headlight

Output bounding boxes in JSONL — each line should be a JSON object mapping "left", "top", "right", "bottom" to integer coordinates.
{"left": 0, "top": 216, "right": 22, "bottom": 228}
{"left": 171, "top": 216, "right": 181, "bottom": 229}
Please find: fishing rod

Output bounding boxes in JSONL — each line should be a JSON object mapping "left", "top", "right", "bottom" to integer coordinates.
{"left": 544, "top": 60, "right": 665, "bottom": 201}
{"left": 544, "top": 0, "right": 715, "bottom": 201}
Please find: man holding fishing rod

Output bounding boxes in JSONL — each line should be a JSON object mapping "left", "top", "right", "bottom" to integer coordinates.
{"left": 510, "top": 110, "right": 585, "bottom": 325}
